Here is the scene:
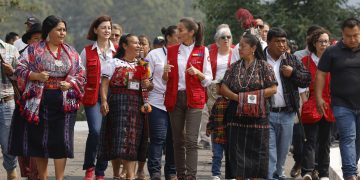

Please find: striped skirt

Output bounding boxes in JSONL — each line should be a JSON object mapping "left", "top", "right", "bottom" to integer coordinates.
{"left": 8, "top": 89, "right": 76, "bottom": 158}
{"left": 225, "top": 100, "right": 269, "bottom": 179}
{"left": 97, "top": 90, "right": 144, "bottom": 161}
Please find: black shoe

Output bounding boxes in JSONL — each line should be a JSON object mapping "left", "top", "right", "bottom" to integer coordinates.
{"left": 290, "top": 163, "right": 301, "bottom": 177}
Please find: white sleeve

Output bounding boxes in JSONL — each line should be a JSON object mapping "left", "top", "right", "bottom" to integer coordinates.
{"left": 201, "top": 47, "right": 213, "bottom": 87}
{"left": 230, "top": 44, "right": 240, "bottom": 64}
{"left": 80, "top": 48, "right": 87, "bottom": 68}
{"left": 298, "top": 87, "right": 308, "bottom": 94}
{"left": 101, "top": 59, "right": 116, "bottom": 79}
{"left": 146, "top": 52, "right": 155, "bottom": 79}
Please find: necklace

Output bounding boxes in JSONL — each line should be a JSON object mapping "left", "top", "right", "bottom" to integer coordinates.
{"left": 46, "top": 43, "right": 63, "bottom": 67}
{"left": 239, "top": 59, "right": 257, "bottom": 89}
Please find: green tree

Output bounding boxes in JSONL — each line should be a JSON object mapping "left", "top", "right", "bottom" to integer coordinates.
{"left": 195, "top": 0, "right": 360, "bottom": 48}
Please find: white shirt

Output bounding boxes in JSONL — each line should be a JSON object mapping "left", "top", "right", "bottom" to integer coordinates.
{"left": 13, "top": 38, "right": 27, "bottom": 51}
{"left": 294, "top": 48, "right": 310, "bottom": 61}
{"left": 80, "top": 41, "right": 116, "bottom": 82}
{"left": 214, "top": 53, "right": 230, "bottom": 81}
{"left": 266, "top": 49, "right": 286, "bottom": 107}
{"left": 311, "top": 53, "right": 319, "bottom": 66}
{"left": 176, "top": 43, "right": 212, "bottom": 90}
{"left": 102, "top": 58, "right": 135, "bottom": 79}
{"left": 146, "top": 47, "right": 168, "bottom": 111}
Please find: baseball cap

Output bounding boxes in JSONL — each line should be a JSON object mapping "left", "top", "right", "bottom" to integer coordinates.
{"left": 25, "top": 16, "right": 40, "bottom": 25}
{"left": 153, "top": 36, "right": 165, "bottom": 45}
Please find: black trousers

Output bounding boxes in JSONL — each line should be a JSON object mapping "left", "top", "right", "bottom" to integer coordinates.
{"left": 301, "top": 118, "right": 333, "bottom": 178}
{"left": 292, "top": 122, "right": 304, "bottom": 163}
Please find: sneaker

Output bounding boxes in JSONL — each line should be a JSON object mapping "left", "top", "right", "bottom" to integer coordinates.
{"left": 211, "top": 176, "right": 221, "bottom": 180}
{"left": 85, "top": 167, "right": 95, "bottom": 180}
{"left": 303, "top": 173, "right": 312, "bottom": 180}
{"left": 290, "top": 163, "right": 301, "bottom": 177}
{"left": 319, "top": 177, "right": 329, "bottom": 180}
{"left": 96, "top": 176, "right": 105, "bottom": 180}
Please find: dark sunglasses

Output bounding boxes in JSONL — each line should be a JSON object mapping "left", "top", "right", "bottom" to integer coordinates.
{"left": 112, "top": 34, "right": 121, "bottom": 38}
{"left": 256, "top": 25, "right": 264, "bottom": 29}
{"left": 220, "top": 36, "right": 232, "bottom": 40}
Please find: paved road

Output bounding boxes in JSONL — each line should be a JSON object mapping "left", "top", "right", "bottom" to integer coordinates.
{"left": 0, "top": 131, "right": 301, "bottom": 180}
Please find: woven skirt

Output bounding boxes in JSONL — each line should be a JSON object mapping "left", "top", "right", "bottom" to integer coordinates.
{"left": 225, "top": 100, "right": 269, "bottom": 179}
{"left": 97, "top": 91, "right": 144, "bottom": 161}
{"left": 9, "top": 89, "right": 76, "bottom": 158}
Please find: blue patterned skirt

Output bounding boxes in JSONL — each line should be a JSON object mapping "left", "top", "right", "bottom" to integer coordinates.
{"left": 9, "top": 89, "right": 76, "bottom": 158}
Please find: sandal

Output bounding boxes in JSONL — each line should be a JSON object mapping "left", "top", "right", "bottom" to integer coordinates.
{"left": 136, "top": 171, "right": 147, "bottom": 180}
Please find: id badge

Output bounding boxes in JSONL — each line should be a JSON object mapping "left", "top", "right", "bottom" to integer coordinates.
{"left": 247, "top": 94, "right": 257, "bottom": 104}
{"left": 127, "top": 72, "right": 140, "bottom": 90}
{"left": 128, "top": 81, "right": 140, "bottom": 90}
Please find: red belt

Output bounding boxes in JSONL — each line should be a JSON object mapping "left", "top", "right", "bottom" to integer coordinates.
{"left": 44, "top": 77, "right": 66, "bottom": 89}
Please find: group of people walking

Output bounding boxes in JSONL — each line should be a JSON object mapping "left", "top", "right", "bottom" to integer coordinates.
{"left": 1, "top": 11, "right": 360, "bottom": 180}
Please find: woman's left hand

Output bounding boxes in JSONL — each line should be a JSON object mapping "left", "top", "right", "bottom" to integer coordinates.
{"left": 59, "top": 81, "right": 72, "bottom": 91}
{"left": 141, "top": 79, "right": 151, "bottom": 89}
{"left": 186, "top": 64, "right": 200, "bottom": 76}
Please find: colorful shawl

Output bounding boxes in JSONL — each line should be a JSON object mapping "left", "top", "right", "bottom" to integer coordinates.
{"left": 15, "top": 41, "right": 85, "bottom": 124}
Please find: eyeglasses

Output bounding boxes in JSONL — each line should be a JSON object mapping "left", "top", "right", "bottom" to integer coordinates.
{"left": 317, "top": 40, "right": 329, "bottom": 45}
{"left": 112, "top": 34, "right": 121, "bottom": 38}
{"left": 256, "top": 25, "right": 264, "bottom": 29}
{"left": 220, "top": 36, "right": 232, "bottom": 40}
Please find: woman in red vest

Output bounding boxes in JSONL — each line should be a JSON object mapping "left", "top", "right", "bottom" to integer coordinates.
{"left": 300, "top": 28, "right": 334, "bottom": 180}
{"left": 163, "top": 17, "right": 213, "bottom": 180}
{"left": 204, "top": 24, "right": 233, "bottom": 180}
{"left": 80, "top": 15, "right": 116, "bottom": 180}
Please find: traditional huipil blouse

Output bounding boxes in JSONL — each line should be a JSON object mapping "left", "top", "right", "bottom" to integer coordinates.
{"left": 15, "top": 41, "right": 85, "bottom": 124}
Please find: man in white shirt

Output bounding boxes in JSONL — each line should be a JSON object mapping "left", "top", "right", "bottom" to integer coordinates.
{"left": 13, "top": 16, "right": 40, "bottom": 51}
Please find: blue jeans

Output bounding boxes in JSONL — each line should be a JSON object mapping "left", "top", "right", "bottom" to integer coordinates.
{"left": 147, "top": 106, "right": 176, "bottom": 178}
{"left": 83, "top": 101, "right": 108, "bottom": 176}
{"left": 268, "top": 111, "right": 295, "bottom": 179}
{"left": 0, "top": 100, "right": 17, "bottom": 171}
{"left": 332, "top": 106, "right": 360, "bottom": 178}
{"left": 211, "top": 142, "right": 224, "bottom": 176}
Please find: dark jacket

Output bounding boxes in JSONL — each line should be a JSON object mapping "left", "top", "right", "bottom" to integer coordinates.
{"left": 265, "top": 50, "right": 312, "bottom": 113}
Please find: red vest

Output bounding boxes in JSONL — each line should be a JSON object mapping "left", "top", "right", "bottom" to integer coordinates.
{"left": 164, "top": 44, "right": 207, "bottom": 111}
{"left": 82, "top": 45, "right": 101, "bottom": 106}
{"left": 209, "top": 43, "right": 232, "bottom": 80}
{"left": 300, "top": 55, "right": 335, "bottom": 123}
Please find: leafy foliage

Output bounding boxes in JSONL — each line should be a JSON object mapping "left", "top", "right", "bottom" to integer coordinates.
{"left": 195, "top": 0, "right": 360, "bottom": 48}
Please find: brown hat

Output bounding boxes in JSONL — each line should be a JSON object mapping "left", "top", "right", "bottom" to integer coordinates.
{"left": 22, "top": 23, "right": 42, "bottom": 44}
{"left": 25, "top": 16, "right": 40, "bottom": 25}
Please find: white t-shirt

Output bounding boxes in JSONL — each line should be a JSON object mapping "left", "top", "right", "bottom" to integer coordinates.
{"left": 176, "top": 43, "right": 212, "bottom": 90}
{"left": 13, "top": 38, "right": 27, "bottom": 51}
{"left": 146, "top": 47, "right": 168, "bottom": 111}
{"left": 214, "top": 53, "right": 230, "bottom": 81}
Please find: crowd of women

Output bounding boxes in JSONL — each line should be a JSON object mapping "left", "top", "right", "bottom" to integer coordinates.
{"left": 1, "top": 11, "right": 359, "bottom": 180}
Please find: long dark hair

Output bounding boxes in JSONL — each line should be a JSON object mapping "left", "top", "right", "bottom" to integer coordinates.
{"left": 161, "top": 25, "right": 177, "bottom": 45}
{"left": 114, "top": 33, "right": 136, "bottom": 59}
{"left": 242, "top": 33, "right": 265, "bottom": 60}
{"left": 179, "top": 17, "right": 204, "bottom": 47}
{"left": 42, "top": 15, "right": 67, "bottom": 40}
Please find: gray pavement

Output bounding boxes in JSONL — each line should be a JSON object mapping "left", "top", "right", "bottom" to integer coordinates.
{"left": 0, "top": 130, "right": 302, "bottom": 180}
